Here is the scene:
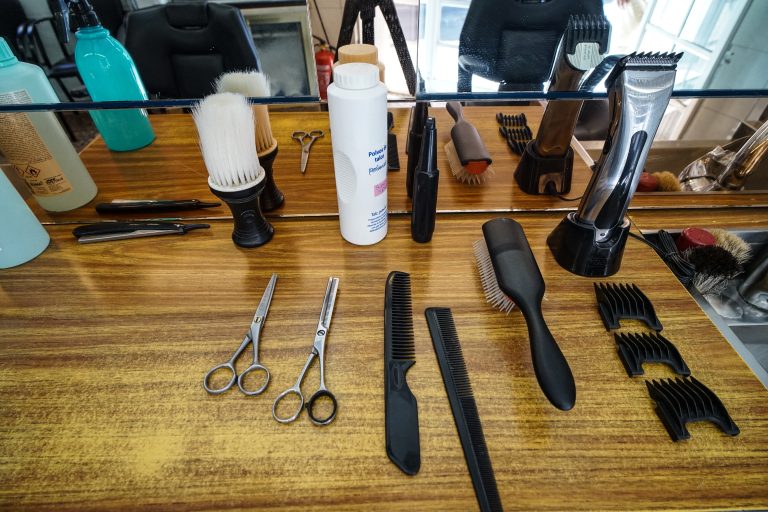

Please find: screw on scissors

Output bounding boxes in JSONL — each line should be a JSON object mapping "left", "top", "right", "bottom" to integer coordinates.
{"left": 291, "top": 130, "right": 324, "bottom": 174}
{"left": 203, "top": 273, "right": 277, "bottom": 396}
{"left": 272, "top": 277, "right": 339, "bottom": 425}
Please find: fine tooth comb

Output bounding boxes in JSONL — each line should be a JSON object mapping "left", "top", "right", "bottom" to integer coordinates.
{"left": 384, "top": 271, "right": 420, "bottom": 475}
{"left": 614, "top": 332, "right": 690, "bottom": 377}
{"left": 646, "top": 377, "right": 740, "bottom": 441}
{"left": 474, "top": 217, "right": 576, "bottom": 411}
{"left": 425, "top": 307, "right": 503, "bottom": 512}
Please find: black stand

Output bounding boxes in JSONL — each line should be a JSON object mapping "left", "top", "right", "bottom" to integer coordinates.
{"left": 337, "top": 0, "right": 417, "bottom": 95}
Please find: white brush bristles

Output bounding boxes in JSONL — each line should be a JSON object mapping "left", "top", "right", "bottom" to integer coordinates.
{"left": 473, "top": 239, "right": 516, "bottom": 314}
{"left": 215, "top": 71, "right": 276, "bottom": 153}
{"left": 192, "top": 92, "right": 263, "bottom": 192}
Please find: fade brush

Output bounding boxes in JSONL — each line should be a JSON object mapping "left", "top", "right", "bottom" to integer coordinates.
{"left": 193, "top": 92, "right": 274, "bottom": 248}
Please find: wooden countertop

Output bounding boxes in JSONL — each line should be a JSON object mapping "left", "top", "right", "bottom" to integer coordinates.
{"left": 15, "top": 106, "right": 768, "bottom": 225}
{"left": 2, "top": 213, "right": 767, "bottom": 510}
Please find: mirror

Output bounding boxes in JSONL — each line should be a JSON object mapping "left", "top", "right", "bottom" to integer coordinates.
{"left": 416, "top": 0, "right": 768, "bottom": 98}
{"left": 0, "top": 0, "right": 318, "bottom": 108}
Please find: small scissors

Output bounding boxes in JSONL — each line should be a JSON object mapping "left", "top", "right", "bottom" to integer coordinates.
{"left": 273, "top": 277, "right": 339, "bottom": 425}
{"left": 203, "top": 273, "right": 277, "bottom": 396}
{"left": 291, "top": 130, "right": 324, "bottom": 174}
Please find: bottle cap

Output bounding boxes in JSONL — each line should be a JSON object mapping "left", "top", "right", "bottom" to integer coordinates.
{"left": 337, "top": 44, "right": 378, "bottom": 65}
{"left": 333, "top": 63, "right": 379, "bottom": 90}
{"left": 0, "top": 38, "right": 19, "bottom": 67}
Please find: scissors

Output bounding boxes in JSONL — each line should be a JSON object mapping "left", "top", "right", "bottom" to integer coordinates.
{"left": 291, "top": 130, "right": 324, "bottom": 174}
{"left": 203, "top": 273, "right": 277, "bottom": 396}
{"left": 272, "top": 277, "right": 339, "bottom": 425}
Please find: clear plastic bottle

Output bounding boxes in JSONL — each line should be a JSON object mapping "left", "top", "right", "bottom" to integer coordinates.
{"left": 0, "top": 37, "right": 98, "bottom": 212}
{"left": 0, "top": 171, "right": 50, "bottom": 268}
{"left": 327, "top": 63, "right": 388, "bottom": 245}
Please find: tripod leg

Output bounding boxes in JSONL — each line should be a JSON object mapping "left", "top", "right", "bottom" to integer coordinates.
{"left": 376, "top": 0, "right": 417, "bottom": 95}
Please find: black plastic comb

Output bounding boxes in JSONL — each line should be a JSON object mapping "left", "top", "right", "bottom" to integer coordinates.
{"left": 594, "top": 282, "right": 662, "bottom": 331}
{"left": 384, "top": 271, "right": 420, "bottom": 475}
{"left": 614, "top": 332, "right": 690, "bottom": 377}
{"left": 646, "top": 377, "right": 739, "bottom": 441}
{"left": 425, "top": 307, "right": 502, "bottom": 512}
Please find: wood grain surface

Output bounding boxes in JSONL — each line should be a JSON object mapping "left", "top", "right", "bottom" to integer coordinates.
{"left": 2, "top": 213, "right": 767, "bottom": 511}
{"left": 13, "top": 106, "right": 768, "bottom": 225}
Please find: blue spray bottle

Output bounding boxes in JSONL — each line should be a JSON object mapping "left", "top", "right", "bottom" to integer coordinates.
{"left": 48, "top": 0, "right": 155, "bottom": 151}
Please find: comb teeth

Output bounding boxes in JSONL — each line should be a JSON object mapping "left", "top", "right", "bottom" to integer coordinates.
{"left": 614, "top": 332, "right": 690, "bottom": 377}
{"left": 594, "top": 282, "right": 662, "bottom": 331}
{"left": 646, "top": 377, "right": 740, "bottom": 441}
{"left": 385, "top": 271, "right": 415, "bottom": 361}
{"left": 425, "top": 307, "right": 503, "bottom": 512}
{"left": 473, "top": 239, "right": 516, "bottom": 314}
{"left": 565, "top": 14, "right": 611, "bottom": 54}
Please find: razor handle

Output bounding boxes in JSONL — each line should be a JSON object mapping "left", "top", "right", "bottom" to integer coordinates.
{"left": 483, "top": 218, "right": 576, "bottom": 411}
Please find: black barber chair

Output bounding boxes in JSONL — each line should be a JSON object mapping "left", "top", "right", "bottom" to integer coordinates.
{"left": 457, "top": 0, "right": 603, "bottom": 92}
{"left": 123, "top": 2, "right": 261, "bottom": 99}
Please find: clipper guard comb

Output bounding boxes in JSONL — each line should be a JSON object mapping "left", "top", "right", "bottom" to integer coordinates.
{"left": 646, "top": 377, "right": 740, "bottom": 441}
{"left": 594, "top": 283, "right": 662, "bottom": 331}
{"left": 614, "top": 332, "right": 690, "bottom": 377}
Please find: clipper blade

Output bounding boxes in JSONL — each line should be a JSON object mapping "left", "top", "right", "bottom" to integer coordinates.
{"left": 473, "top": 239, "right": 516, "bottom": 314}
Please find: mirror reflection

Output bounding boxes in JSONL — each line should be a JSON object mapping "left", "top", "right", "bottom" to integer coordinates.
{"left": 417, "top": 0, "right": 768, "bottom": 96}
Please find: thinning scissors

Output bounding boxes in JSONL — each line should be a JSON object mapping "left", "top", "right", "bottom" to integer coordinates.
{"left": 203, "top": 273, "right": 277, "bottom": 396}
{"left": 291, "top": 130, "right": 324, "bottom": 174}
{"left": 273, "top": 277, "right": 339, "bottom": 425}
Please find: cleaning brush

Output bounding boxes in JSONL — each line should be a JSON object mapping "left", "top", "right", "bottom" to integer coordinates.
{"left": 216, "top": 71, "right": 284, "bottom": 211}
{"left": 444, "top": 101, "right": 493, "bottom": 185}
{"left": 193, "top": 92, "right": 273, "bottom": 247}
{"left": 473, "top": 217, "right": 575, "bottom": 411}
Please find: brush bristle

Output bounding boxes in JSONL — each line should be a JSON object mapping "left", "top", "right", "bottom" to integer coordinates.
{"left": 215, "top": 71, "right": 275, "bottom": 154}
{"left": 445, "top": 141, "right": 494, "bottom": 185}
{"left": 192, "top": 92, "right": 263, "bottom": 191}
{"left": 473, "top": 239, "right": 516, "bottom": 314}
{"left": 215, "top": 71, "right": 271, "bottom": 97}
{"left": 653, "top": 171, "right": 681, "bottom": 192}
{"left": 709, "top": 229, "right": 752, "bottom": 266}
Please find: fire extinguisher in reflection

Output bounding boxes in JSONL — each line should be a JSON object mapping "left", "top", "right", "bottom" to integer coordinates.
{"left": 315, "top": 43, "right": 335, "bottom": 100}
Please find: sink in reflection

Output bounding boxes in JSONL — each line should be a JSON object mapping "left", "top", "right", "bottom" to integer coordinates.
{"left": 645, "top": 229, "right": 768, "bottom": 388}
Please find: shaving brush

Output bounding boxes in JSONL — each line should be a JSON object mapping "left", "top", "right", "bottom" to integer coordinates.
{"left": 216, "top": 71, "right": 284, "bottom": 211}
{"left": 193, "top": 93, "right": 273, "bottom": 248}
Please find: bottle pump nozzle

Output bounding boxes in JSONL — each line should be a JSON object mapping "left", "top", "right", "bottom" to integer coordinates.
{"left": 47, "top": 0, "right": 101, "bottom": 44}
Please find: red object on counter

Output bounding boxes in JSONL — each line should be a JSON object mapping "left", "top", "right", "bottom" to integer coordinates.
{"left": 315, "top": 45, "right": 334, "bottom": 100}
{"left": 676, "top": 227, "right": 716, "bottom": 253}
{"left": 637, "top": 172, "right": 659, "bottom": 192}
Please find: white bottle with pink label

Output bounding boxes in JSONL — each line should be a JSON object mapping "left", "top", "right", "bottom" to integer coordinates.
{"left": 327, "top": 63, "right": 388, "bottom": 245}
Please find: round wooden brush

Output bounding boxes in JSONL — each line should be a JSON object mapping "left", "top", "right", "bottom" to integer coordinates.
{"left": 215, "top": 71, "right": 284, "bottom": 211}
{"left": 193, "top": 92, "right": 273, "bottom": 248}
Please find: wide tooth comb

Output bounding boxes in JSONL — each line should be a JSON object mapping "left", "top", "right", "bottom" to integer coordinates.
{"left": 614, "top": 332, "right": 690, "bottom": 377}
{"left": 646, "top": 377, "right": 740, "bottom": 441}
{"left": 594, "top": 282, "right": 662, "bottom": 331}
{"left": 384, "top": 271, "right": 420, "bottom": 475}
{"left": 425, "top": 307, "right": 503, "bottom": 512}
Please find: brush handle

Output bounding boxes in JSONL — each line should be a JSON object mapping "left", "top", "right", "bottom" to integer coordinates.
{"left": 210, "top": 180, "right": 273, "bottom": 248}
{"left": 482, "top": 218, "right": 575, "bottom": 411}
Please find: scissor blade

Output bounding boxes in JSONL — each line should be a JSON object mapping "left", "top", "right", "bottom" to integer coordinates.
{"left": 300, "top": 148, "right": 310, "bottom": 174}
{"left": 253, "top": 273, "right": 278, "bottom": 323}
{"left": 318, "top": 277, "right": 340, "bottom": 331}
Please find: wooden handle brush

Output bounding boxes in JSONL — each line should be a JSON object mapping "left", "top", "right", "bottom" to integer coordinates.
{"left": 216, "top": 71, "right": 284, "bottom": 211}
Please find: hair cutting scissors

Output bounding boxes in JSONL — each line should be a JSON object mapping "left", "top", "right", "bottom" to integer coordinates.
{"left": 291, "top": 130, "right": 324, "bottom": 174}
{"left": 273, "top": 277, "right": 339, "bottom": 425}
{"left": 203, "top": 273, "right": 277, "bottom": 395}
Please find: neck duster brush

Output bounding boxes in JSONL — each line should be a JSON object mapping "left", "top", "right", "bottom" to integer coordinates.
{"left": 193, "top": 92, "right": 274, "bottom": 248}
{"left": 215, "top": 71, "right": 284, "bottom": 211}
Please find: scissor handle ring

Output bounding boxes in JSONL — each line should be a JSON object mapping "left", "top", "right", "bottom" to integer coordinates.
{"left": 237, "top": 364, "right": 270, "bottom": 396}
{"left": 306, "top": 389, "right": 337, "bottom": 426}
{"left": 272, "top": 387, "right": 305, "bottom": 424}
{"left": 203, "top": 363, "right": 237, "bottom": 395}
